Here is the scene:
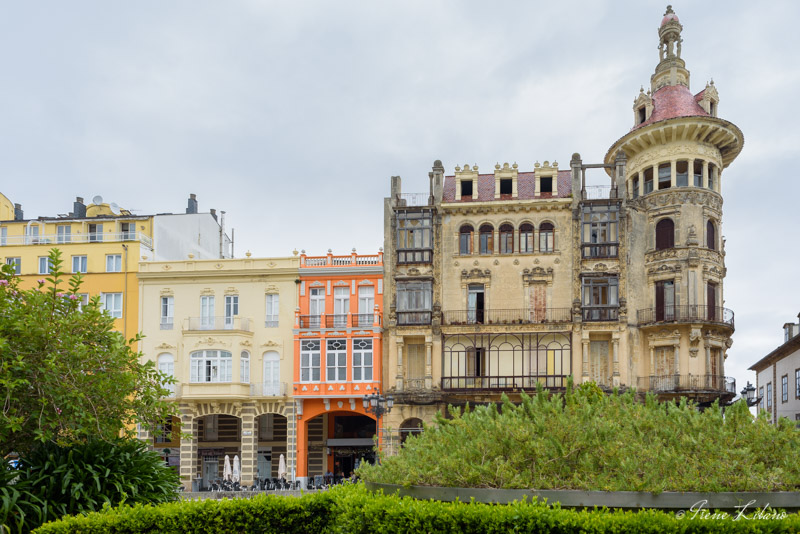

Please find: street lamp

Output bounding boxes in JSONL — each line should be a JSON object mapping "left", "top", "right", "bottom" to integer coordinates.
{"left": 362, "top": 391, "right": 394, "bottom": 458}
{"left": 740, "top": 381, "right": 761, "bottom": 408}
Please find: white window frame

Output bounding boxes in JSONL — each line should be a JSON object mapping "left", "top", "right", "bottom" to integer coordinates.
{"left": 88, "top": 223, "right": 103, "bottom": 242}
{"left": 358, "top": 285, "right": 374, "bottom": 318}
{"left": 102, "top": 292, "right": 123, "bottom": 318}
{"left": 200, "top": 295, "right": 215, "bottom": 328}
{"left": 300, "top": 339, "right": 321, "bottom": 382}
{"left": 240, "top": 351, "right": 250, "bottom": 384}
{"left": 161, "top": 296, "right": 174, "bottom": 329}
{"left": 72, "top": 255, "right": 87, "bottom": 274}
{"left": 190, "top": 350, "right": 233, "bottom": 383}
{"left": 158, "top": 353, "right": 175, "bottom": 395}
{"left": 0, "top": 226, "right": 6, "bottom": 246}
{"left": 77, "top": 293, "right": 89, "bottom": 310}
{"left": 224, "top": 295, "right": 239, "bottom": 328}
{"left": 26, "top": 225, "right": 39, "bottom": 244}
{"left": 333, "top": 287, "right": 349, "bottom": 327}
{"left": 352, "top": 338, "right": 373, "bottom": 382}
{"left": 121, "top": 222, "right": 136, "bottom": 240}
{"left": 56, "top": 225, "right": 71, "bottom": 244}
{"left": 265, "top": 294, "right": 279, "bottom": 327}
{"left": 38, "top": 256, "right": 53, "bottom": 275}
{"left": 326, "top": 339, "right": 347, "bottom": 382}
{"left": 6, "top": 257, "right": 21, "bottom": 275}
{"left": 106, "top": 254, "right": 122, "bottom": 273}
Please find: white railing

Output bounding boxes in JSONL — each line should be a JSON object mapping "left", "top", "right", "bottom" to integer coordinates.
{"left": 250, "top": 382, "right": 287, "bottom": 397}
{"left": 398, "top": 193, "right": 430, "bottom": 206}
{"left": 304, "top": 257, "right": 328, "bottom": 266}
{"left": 1, "top": 232, "right": 153, "bottom": 249}
{"left": 355, "top": 255, "right": 380, "bottom": 265}
{"left": 185, "top": 316, "right": 252, "bottom": 331}
{"left": 331, "top": 256, "right": 352, "bottom": 265}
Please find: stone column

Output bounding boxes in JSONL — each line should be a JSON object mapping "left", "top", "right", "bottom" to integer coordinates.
{"left": 240, "top": 404, "right": 257, "bottom": 486}
{"left": 638, "top": 170, "right": 644, "bottom": 197}
{"left": 702, "top": 161, "right": 709, "bottom": 189}
{"left": 582, "top": 340, "right": 589, "bottom": 379}
{"left": 425, "top": 341, "right": 433, "bottom": 389}
{"left": 670, "top": 160, "right": 677, "bottom": 188}
{"left": 612, "top": 338, "right": 620, "bottom": 377}
{"left": 673, "top": 343, "right": 680, "bottom": 375}
{"left": 284, "top": 403, "right": 297, "bottom": 482}
{"left": 396, "top": 341, "right": 404, "bottom": 391}
{"left": 705, "top": 344, "right": 711, "bottom": 376}
{"left": 178, "top": 403, "right": 197, "bottom": 491}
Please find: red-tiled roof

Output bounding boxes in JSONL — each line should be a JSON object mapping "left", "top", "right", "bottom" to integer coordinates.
{"left": 633, "top": 85, "right": 709, "bottom": 131}
{"left": 442, "top": 170, "right": 572, "bottom": 202}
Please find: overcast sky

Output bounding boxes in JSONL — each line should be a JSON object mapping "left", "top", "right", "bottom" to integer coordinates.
{"left": 1, "top": 1, "right": 798, "bottom": 394}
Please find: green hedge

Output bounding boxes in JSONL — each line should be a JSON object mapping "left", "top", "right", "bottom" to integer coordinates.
{"left": 34, "top": 484, "right": 800, "bottom": 534}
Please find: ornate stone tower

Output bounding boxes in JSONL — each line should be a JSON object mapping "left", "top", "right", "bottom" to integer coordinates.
{"left": 605, "top": 5, "right": 744, "bottom": 404}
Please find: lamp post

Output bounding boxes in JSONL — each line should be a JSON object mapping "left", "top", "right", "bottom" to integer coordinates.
{"left": 362, "top": 391, "right": 393, "bottom": 456}
{"left": 740, "top": 381, "right": 761, "bottom": 408}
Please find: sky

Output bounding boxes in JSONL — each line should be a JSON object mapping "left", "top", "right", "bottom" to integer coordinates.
{"left": 1, "top": 1, "right": 798, "bottom": 395}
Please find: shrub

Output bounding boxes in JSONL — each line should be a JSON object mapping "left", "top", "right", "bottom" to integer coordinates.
{"left": 358, "top": 382, "right": 800, "bottom": 492}
{"left": 1, "top": 438, "right": 180, "bottom": 532}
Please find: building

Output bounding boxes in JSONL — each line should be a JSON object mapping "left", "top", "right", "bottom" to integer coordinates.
{"left": 0, "top": 193, "right": 231, "bottom": 341}
{"left": 382, "top": 6, "right": 743, "bottom": 435}
{"left": 137, "top": 253, "right": 299, "bottom": 489}
{"left": 293, "top": 250, "right": 384, "bottom": 484}
{"left": 749, "top": 314, "right": 800, "bottom": 424}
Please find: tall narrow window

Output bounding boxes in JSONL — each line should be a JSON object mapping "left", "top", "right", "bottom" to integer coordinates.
{"left": 161, "top": 296, "right": 174, "bottom": 329}
{"left": 479, "top": 224, "right": 494, "bottom": 254}
{"left": 708, "top": 163, "right": 717, "bottom": 190}
{"left": 396, "top": 209, "right": 433, "bottom": 263}
{"left": 631, "top": 177, "right": 639, "bottom": 199}
{"left": 326, "top": 339, "right": 347, "bottom": 382}
{"left": 638, "top": 106, "right": 646, "bottom": 124}
{"left": 26, "top": 225, "right": 39, "bottom": 244}
{"left": 157, "top": 353, "right": 175, "bottom": 395}
{"left": 782, "top": 375, "right": 788, "bottom": 403}
{"left": 265, "top": 294, "right": 279, "bottom": 327}
{"left": 357, "top": 286, "right": 374, "bottom": 327}
{"left": 499, "top": 224, "right": 514, "bottom": 254}
{"left": 693, "top": 161, "right": 703, "bottom": 187}
{"left": 539, "top": 222, "right": 554, "bottom": 252}
{"left": 300, "top": 340, "right": 321, "bottom": 382}
{"left": 658, "top": 163, "right": 671, "bottom": 190}
{"left": 88, "top": 223, "right": 103, "bottom": 242}
{"left": 706, "top": 220, "right": 716, "bottom": 250}
{"left": 767, "top": 382, "right": 773, "bottom": 411}
{"left": 72, "top": 255, "right": 87, "bottom": 273}
{"left": 796, "top": 368, "right": 800, "bottom": 399}
{"left": 0, "top": 226, "right": 6, "bottom": 246}
{"left": 56, "top": 225, "right": 71, "bottom": 244}
{"left": 201, "top": 296, "right": 215, "bottom": 329}
{"left": 676, "top": 161, "right": 688, "bottom": 187}
{"left": 460, "top": 180, "right": 473, "bottom": 198}
{"left": 102, "top": 293, "right": 123, "bottom": 318}
{"left": 309, "top": 287, "right": 325, "bottom": 328}
{"left": 467, "top": 284, "right": 485, "bottom": 324}
{"left": 352, "top": 338, "right": 373, "bottom": 381}
{"left": 241, "top": 351, "right": 250, "bottom": 384}
{"left": 332, "top": 286, "right": 349, "bottom": 327}
{"left": 263, "top": 352, "right": 281, "bottom": 395}
{"left": 519, "top": 223, "right": 533, "bottom": 253}
{"left": 644, "top": 168, "right": 654, "bottom": 194}
{"left": 224, "top": 295, "right": 238, "bottom": 328}
{"left": 655, "top": 280, "right": 675, "bottom": 322}
{"left": 655, "top": 218, "right": 675, "bottom": 250}
{"left": 707, "top": 282, "right": 718, "bottom": 321}
{"left": 459, "top": 225, "right": 473, "bottom": 255}
{"left": 121, "top": 222, "right": 136, "bottom": 240}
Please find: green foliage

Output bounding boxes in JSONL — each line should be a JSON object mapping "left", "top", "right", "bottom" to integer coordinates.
{"left": 1, "top": 438, "right": 180, "bottom": 533}
{"left": 358, "top": 384, "right": 800, "bottom": 492}
{"left": 0, "top": 249, "right": 176, "bottom": 456}
{"left": 32, "top": 484, "right": 800, "bottom": 533}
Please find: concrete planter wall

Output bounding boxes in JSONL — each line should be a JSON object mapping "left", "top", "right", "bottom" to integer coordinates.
{"left": 364, "top": 482, "right": 800, "bottom": 512}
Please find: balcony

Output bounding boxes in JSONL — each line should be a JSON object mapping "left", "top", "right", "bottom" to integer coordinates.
{"left": 250, "top": 382, "right": 288, "bottom": 397}
{"left": 637, "top": 375, "right": 736, "bottom": 395}
{"left": 443, "top": 308, "right": 572, "bottom": 326}
{"left": 441, "top": 374, "right": 569, "bottom": 392}
{"left": 178, "top": 382, "right": 252, "bottom": 399}
{"left": 397, "top": 311, "right": 432, "bottom": 326}
{"left": 1, "top": 231, "right": 153, "bottom": 249}
{"left": 301, "top": 252, "right": 382, "bottom": 267}
{"left": 298, "top": 313, "right": 381, "bottom": 329}
{"left": 582, "top": 243, "right": 619, "bottom": 259}
{"left": 396, "top": 193, "right": 431, "bottom": 207}
{"left": 184, "top": 316, "right": 252, "bottom": 332}
{"left": 582, "top": 307, "right": 619, "bottom": 322}
{"left": 582, "top": 185, "right": 619, "bottom": 200}
{"left": 637, "top": 306, "right": 734, "bottom": 329}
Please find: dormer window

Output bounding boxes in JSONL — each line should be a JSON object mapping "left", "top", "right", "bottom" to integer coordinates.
{"left": 499, "top": 179, "right": 512, "bottom": 196}
{"left": 540, "top": 176, "right": 553, "bottom": 194}
{"left": 709, "top": 101, "right": 716, "bottom": 117}
{"left": 638, "top": 106, "right": 646, "bottom": 124}
{"left": 460, "top": 180, "right": 473, "bottom": 198}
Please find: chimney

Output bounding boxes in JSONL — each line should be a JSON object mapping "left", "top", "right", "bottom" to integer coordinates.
{"left": 210, "top": 208, "right": 217, "bottom": 221}
{"left": 13, "top": 203, "right": 23, "bottom": 221}
{"left": 73, "top": 197, "right": 86, "bottom": 218}
{"left": 186, "top": 193, "right": 198, "bottom": 214}
{"left": 784, "top": 321, "right": 799, "bottom": 343}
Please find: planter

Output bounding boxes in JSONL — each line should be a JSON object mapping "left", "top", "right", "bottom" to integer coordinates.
{"left": 364, "top": 482, "right": 800, "bottom": 512}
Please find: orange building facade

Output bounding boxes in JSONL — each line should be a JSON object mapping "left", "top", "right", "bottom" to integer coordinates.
{"left": 293, "top": 250, "right": 383, "bottom": 483}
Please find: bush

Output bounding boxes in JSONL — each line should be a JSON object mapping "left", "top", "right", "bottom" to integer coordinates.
{"left": 32, "top": 484, "right": 800, "bottom": 534}
{"left": 1, "top": 438, "right": 180, "bottom": 533}
{"left": 358, "top": 383, "right": 800, "bottom": 492}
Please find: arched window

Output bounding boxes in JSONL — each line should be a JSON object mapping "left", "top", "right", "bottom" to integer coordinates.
{"left": 240, "top": 351, "right": 250, "bottom": 384}
{"left": 459, "top": 225, "right": 473, "bottom": 255}
{"left": 157, "top": 353, "right": 175, "bottom": 395}
{"left": 190, "top": 350, "right": 232, "bottom": 383}
{"left": 519, "top": 223, "right": 534, "bottom": 253}
{"left": 499, "top": 224, "right": 514, "bottom": 254}
{"left": 539, "top": 222, "right": 554, "bottom": 252}
{"left": 479, "top": 224, "right": 493, "bottom": 254}
{"left": 655, "top": 219, "right": 675, "bottom": 250}
{"left": 706, "top": 220, "right": 716, "bottom": 250}
{"left": 263, "top": 351, "right": 281, "bottom": 396}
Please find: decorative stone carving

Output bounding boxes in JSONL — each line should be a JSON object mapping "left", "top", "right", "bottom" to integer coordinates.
{"left": 461, "top": 268, "right": 491, "bottom": 280}
{"left": 156, "top": 342, "right": 176, "bottom": 349}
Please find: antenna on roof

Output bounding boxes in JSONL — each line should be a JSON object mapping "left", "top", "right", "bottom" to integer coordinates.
{"left": 109, "top": 202, "right": 120, "bottom": 214}
{"left": 92, "top": 195, "right": 103, "bottom": 205}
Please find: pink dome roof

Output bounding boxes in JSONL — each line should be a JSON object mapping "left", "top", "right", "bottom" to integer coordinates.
{"left": 660, "top": 13, "right": 679, "bottom": 26}
{"left": 633, "top": 85, "right": 709, "bottom": 131}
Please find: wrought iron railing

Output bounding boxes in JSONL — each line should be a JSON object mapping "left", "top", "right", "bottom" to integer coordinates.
{"left": 637, "top": 374, "right": 735, "bottom": 394}
{"left": 1, "top": 231, "right": 153, "bottom": 249}
{"left": 637, "top": 306, "right": 734, "bottom": 328}
{"left": 582, "top": 185, "right": 619, "bottom": 200}
{"left": 443, "top": 308, "right": 572, "bottom": 325}
{"left": 397, "top": 193, "right": 431, "bottom": 207}
{"left": 299, "top": 315, "right": 322, "bottom": 328}
{"left": 352, "top": 313, "right": 379, "bottom": 327}
{"left": 441, "top": 374, "right": 569, "bottom": 391}
{"left": 185, "top": 316, "right": 251, "bottom": 331}
{"left": 324, "top": 315, "right": 350, "bottom": 328}
{"left": 397, "top": 311, "right": 432, "bottom": 326}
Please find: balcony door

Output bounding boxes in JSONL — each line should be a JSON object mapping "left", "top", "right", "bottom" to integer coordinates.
{"left": 529, "top": 283, "right": 547, "bottom": 322}
{"left": 707, "top": 282, "right": 717, "bottom": 321}
{"left": 201, "top": 296, "right": 215, "bottom": 329}
{"left": 333, "top": 287, "right": 349, "bottom": 327}
{"left": 466, "top": 347, "right": 486, "bottom": 387}
{"left": 655, "top": 280, "right": 675, "bottom": 322}
{"left": 467, "top": 284, "right": 485, "bottom": 324}
{"left": 309, "top": 288, "right": 325, "bottom": 328}
{"left": 263, "top": 351, "right": 281, "bottom": 396}
{"left": 406, "top": 344, "right": 425, "bottom": 389}
{"left": 589, "top": 341, "right": 609, "bottom": 386}
{"left": 224, "top": 295, "right": 238, "bottom": 329}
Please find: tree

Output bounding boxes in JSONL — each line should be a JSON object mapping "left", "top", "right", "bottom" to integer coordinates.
{"left": 0, "top": 249, "right": 177, "bottom": 456}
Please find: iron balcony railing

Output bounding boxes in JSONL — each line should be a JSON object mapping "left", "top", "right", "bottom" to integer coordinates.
{"left": 397, "top": 311, "right": 432, "bottom": 326}
{"left": 582, "top": 185, "right": 619, "bottom": 200}
{"left": 250, "top": 382, "right": 287, "bottom": 397}
{"left": 298, "top": 313, "right": 380, "bottom": 329}
{"left": 185, "top": 316, "right": 252, "bottom": 331}
{"left": 637, "top": 375, "right": 736, "bottom": 394}
{"left": 442, "top": 374, "right": 569, "bottom": 392}
{"left": 637, "top": 306, "right": 735, "bottom": 328}
{"left": 352, "top": 313, "right": 379, "bottom": 327}
{"left": 324, "top": 315, "right": 349, "bottom": 328}
{"left": 299, "top": 315, "right": 321, "bottom": 328}
{"left": 397, "top": 193, "right": 431, "bottom": 207}
{"left": 1, "top": 231, "right": 153, "bottom": 248}
{"left": 582, "top": 307, "right": 619, "bottom": 322}
{"left": 443, "top": 308, "right": 572, "bottom": 325}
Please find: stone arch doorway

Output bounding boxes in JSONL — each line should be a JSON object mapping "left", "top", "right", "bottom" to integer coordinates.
{"left": 399, "top": 417, "right": 423, "bottom": 445}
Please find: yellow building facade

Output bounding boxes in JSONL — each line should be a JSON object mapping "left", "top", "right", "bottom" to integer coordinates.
{"left": 137, "top": 255, "right": 300, "bottom": 490}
